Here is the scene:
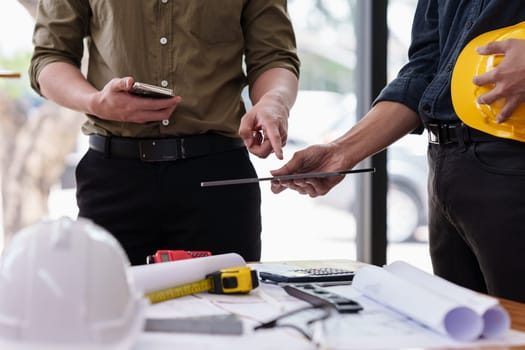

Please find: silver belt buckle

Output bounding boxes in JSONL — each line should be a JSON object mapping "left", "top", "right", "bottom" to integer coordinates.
{"left": 427, "top": 123, "right": 440, "bottom": 144}
{"left": 138, "top": 139, "right": 179, "bottom": 162}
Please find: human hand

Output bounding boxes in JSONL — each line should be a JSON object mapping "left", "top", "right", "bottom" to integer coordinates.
{"left": 473, "top": 39, "right": 525, "bottom": 123}
{"left": 90, "top": 77, "right": 182, "bottom": 123}
{"left": 238, "top": 92, "right": 289, "bottom": 160}
{"left": 269, "top": 143, "right": 349, "bottom": 197}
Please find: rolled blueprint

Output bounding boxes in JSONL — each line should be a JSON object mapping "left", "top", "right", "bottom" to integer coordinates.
{"left": 351, "top": 261, "right": 510, "bottom": 341}
{"left": 352, "top": 264, "right": 483, "bottom": 341}
{"left": 131, "top": 253, "right": 246, "bottom": 294}
{"left": 385, "top": 260, "right": 510, "bottom": 339}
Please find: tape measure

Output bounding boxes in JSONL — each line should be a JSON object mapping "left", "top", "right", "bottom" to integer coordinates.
{"left": 146, "top": 266, "right": 259, "bottom": 304}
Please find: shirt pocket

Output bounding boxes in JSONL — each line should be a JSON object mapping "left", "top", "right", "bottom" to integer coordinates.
{"left": 189, "top": 1, "right": 244, "bottom": 45}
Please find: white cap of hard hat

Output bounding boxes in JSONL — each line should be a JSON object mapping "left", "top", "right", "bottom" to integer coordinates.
{"left": 0, "top": 217, "right": 147, "bottom": 350}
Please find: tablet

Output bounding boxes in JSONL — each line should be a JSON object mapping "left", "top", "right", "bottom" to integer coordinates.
{"left": 200, "top": 167, "right": 375, "bottom": 187}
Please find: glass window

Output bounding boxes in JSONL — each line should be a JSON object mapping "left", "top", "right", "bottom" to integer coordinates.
{"left": 254, "top": 0, "right": 360, "bottom": 261}
{"left": 257, "top": 0, "right": 432, "bottom": 272}
{"left": 0, "top": 2, "right": 48, "bottom": 249}
{"left": 386, "top": 0, "right": 431, "bottom": 272}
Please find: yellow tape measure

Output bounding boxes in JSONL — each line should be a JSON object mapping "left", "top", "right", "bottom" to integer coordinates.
{"left": 146, "top": 266, "right": 259, "bottom": 304}
{"left": 147, "top": 279, "right": 213, "bottom": 304}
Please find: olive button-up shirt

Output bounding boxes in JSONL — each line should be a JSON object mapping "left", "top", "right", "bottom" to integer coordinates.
{"left": 30, "top": 0, "right": 300, "bottom": 138}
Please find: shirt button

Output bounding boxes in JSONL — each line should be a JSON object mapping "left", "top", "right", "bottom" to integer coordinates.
{"left": 160, "top": 37, "right": 168, "bottom": 45}
{"left": 466, "top": 20, "right": 473, "bottom": 30}
{"left": 161, "top": 0, "right": 168, "bottom": 3}
{"left": 445, "top": 64, "right": 453, "bottom": 72}
{"left": 160, "top": 80, "right": 169, "bottom": 87}
{"left": 422, "top": 104, "right": 431, "bottom": 114}
{"left": 161, "top": 119, "right": 170, "bottom": 126}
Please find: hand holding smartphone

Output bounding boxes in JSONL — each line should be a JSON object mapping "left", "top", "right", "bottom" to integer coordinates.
{"left": 130, "top": 82, "right": 175, "bottom": 98}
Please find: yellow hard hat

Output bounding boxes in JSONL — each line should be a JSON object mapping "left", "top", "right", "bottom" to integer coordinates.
{"left": 451, "top": 21, "right": 525, "bottom": 142}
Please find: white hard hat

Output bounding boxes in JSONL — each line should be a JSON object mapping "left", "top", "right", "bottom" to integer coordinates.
{"left": 0, "top": 217, "right": 147, "bottom": 350}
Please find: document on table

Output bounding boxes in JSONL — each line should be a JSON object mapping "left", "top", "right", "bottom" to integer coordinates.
{"left": 315, "top": 301, "right": 525, "bottom": 350}
{"left": 133, "top": 261, "right": 525, "bottom": 350}
{"left": 136, "top": 283, "right": 318, "bottom": 350}
{"left": 313, "top": 261, "right": 525, "bottom": 350}
{"left": 351, "top": 261, "right": 509, "bottom": 341}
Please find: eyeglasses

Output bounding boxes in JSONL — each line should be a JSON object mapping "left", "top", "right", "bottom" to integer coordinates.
{"left": 253, "top": 304, "right": 334, "bottom": 342}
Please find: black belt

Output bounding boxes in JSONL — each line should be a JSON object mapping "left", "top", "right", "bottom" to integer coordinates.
{"left": 426, "top": 122, "right": 495, "bottom": 145}
{"left": 89, "top": 134, "right": 245, "bottom": 161}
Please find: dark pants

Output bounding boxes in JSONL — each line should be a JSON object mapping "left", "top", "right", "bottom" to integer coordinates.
{"left": 76, "top": 147, "right": 261, "bottom": 265}
{"left": 428, "top": 138, "right": 525, "bottom": 303}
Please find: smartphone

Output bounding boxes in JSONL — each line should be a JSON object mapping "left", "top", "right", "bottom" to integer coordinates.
{"left": 130, "top": 82, "right": 174, "bottom": 98}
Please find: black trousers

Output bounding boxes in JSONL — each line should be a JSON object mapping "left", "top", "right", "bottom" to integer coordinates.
{"left": 428, "top": 138, "right": 525, "bottom": 303}
{"left": 76, "top": 147, "right": 261, "bottom": 265}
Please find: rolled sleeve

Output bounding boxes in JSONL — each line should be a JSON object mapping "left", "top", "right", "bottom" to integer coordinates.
{"left": 29, "top": 0, "right": 90, "bottom": 95}
{"left": 242, "top": 0, "right": 300, "bottom": 86}
{"left": 375, "top": 76, "right": 432, "bottom": 115}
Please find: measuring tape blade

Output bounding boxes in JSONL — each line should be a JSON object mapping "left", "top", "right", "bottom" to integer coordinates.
{"left": 145, "top": 266, "right": 258, "bottom": 304}
{"left": 146, "top": 279, "right": 213, "bottom": 304}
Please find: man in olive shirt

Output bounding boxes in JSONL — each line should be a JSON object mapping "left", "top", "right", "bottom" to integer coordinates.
{"left": 29, "top": 1, "right": 300, "bottom": 265}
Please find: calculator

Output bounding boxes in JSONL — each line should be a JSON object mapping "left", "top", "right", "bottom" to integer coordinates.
{"left": 257, "top": 264, "right": 355, "bottom": 283}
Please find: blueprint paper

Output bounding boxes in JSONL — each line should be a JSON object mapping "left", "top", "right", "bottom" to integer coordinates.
{"left": 134, "top": 266, "right": 525, "bottom": 350}
{"left": 350, "top": 261, "right": 510, "bottom": 341}
{"left": 385, "top": 260, "right": 510, "bottom": 338}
